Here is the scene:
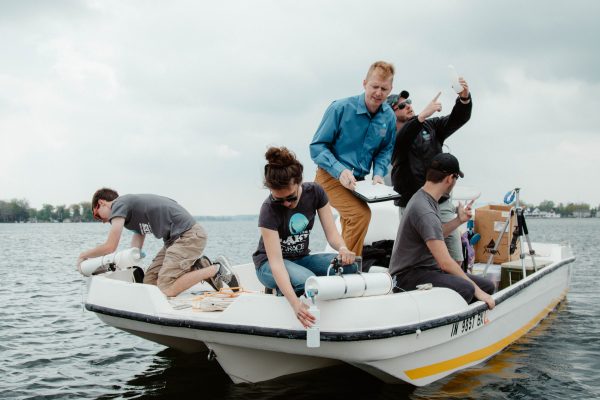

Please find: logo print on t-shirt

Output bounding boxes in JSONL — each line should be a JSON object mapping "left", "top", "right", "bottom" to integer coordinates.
{"left": 289, "top": 213, "right": 309, "bottom": 235}
{"left": 139, "top": 222, "right": 153, "bottom": 235}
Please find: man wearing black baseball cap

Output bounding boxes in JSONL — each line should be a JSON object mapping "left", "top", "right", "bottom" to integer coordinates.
{"left": 388, "top": 153, "right": 495, "bottom": 308}
{"left": 385, "top": 90, "right": 411, "bottom": 134}
{"left": 388, "top": 77, "right": 472, "bottom": 266}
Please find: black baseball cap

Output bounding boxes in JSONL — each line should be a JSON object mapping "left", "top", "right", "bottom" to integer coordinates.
{"left": 386, "top": 90, "right": 410, "bottom": 107}
{"left": 429, "top": 153, "right": 464, "bottom": 178}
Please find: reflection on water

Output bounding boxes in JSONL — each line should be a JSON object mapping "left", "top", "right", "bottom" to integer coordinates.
{"left": 420, "top": 303, "right": 567, "bottom": 400}
{"left": 1, "top": 219, "right": 599, "bottom": 399}
{"left": 108, "top": 349, "right": 231, "bottom": 399}
{"left": 125, "top": 350, "right": 415, "bottom": 400}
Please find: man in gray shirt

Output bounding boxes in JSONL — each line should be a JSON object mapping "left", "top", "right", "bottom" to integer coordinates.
{"left": 389, "top": 154, "right": 495, "bottom": 308}
{"left": 77, "top": 188, "right": 237, "bottom": 297}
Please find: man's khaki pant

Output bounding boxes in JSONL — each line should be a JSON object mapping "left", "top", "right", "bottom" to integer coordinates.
{"left": 315, "top": 168, "right": 370, "bottom": 256}
{"left": 143, "top": 224, "right": 207, "bottom": 292}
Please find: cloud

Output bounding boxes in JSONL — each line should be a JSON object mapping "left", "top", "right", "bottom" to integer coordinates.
{"left": 49, "top": 38, "right": 119, "bottom": 98}
{"left": 216, "top": 144, "right": 240, "bottom": 159}
{"left": 1, "top": 0, "right": 599, "bottom": 214}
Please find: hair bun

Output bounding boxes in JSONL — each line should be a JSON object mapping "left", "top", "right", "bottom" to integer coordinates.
{"left": 265, "top": 146, "right": 295, "bottom": 167}
{"left": 263, "top": 146, "right": 304, "bottom": 189}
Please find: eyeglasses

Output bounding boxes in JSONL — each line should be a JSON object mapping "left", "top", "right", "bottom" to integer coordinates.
{"left": 452, "top": 173, "right": 460, "bottom": 180}
{"left": 270, "top": 187, "right": 299, "bottom": 204}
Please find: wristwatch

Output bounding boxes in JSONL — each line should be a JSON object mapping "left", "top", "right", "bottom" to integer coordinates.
{"left": 459, "top": 93, "right": 471, "bottom": 101}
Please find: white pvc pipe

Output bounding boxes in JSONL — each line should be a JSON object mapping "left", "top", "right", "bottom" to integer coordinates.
{"left": 80, "top": 247, "right": 143, "bottom": 277}
{"left": 305, "top": 272, "right": 392, "bottom": 301}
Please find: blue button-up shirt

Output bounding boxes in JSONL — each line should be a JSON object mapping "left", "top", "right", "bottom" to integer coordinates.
{"left": 310, "top": 93, "right": 396, "bottom": 179}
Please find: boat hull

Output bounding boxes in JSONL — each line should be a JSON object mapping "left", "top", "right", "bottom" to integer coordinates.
{"left": 86, "top": 248, "right": 573, "bottom": 385}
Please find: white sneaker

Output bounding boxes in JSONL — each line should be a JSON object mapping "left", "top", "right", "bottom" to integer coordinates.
{"left": 211, "top": 255, "right": 239, "bottom": 290}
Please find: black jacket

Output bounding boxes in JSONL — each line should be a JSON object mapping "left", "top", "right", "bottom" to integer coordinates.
{"left": 391, "top": 96, "right": 472, "bottom": 207}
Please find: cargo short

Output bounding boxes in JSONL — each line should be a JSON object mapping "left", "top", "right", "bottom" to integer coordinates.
{"left": 143, "top": 224, "right": 207, "bottom": 292}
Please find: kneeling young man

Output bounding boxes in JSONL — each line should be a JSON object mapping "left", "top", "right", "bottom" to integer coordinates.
{"left": 77, "top": 188, "right": 236, "bottom": 297}
{"left": 388, "top": 154, "right": 495, "bottom": 308}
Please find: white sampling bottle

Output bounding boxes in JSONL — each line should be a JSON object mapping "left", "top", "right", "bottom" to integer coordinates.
{"left": 306, "top": 304, "right": 321, "bottom": 348}
{"left": 448, "top": 65, "right": 463, "bottom": 94}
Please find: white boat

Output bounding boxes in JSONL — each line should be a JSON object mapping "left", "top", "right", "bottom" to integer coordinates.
{"left": 84, "top": 196, "right": 575, "bottom": 386}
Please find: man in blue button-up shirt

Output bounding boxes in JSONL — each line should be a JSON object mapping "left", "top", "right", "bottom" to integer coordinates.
{"left": 310, "top": 61, "right": 397, "bottom": 256}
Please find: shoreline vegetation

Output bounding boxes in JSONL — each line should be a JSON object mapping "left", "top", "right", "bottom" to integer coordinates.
{"left": 0, "top": 198, "right": 259, "bottom": 223}
{"left": 0, "top": 198, "right": 596, "bottom": 223}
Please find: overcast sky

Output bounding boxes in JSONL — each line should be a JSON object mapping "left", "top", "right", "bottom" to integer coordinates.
{"left": 1, "top": 0, "right": 599, "bottom": 215}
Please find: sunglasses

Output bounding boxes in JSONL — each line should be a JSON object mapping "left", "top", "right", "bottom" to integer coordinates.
{"left": 270, "top": 193, "right": 298, "bottom": 204}
{"left": 270, "top": 186, "right": 299, "bottom": 204}
{"left": 392, "top": 98, "right": 412, "bottom": 111}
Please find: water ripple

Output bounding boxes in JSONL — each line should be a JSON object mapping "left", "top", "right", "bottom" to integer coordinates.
{"left": 1, "top": 219, "right": 599, "bottom": 399}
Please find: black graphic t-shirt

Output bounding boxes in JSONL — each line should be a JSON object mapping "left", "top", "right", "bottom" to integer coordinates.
{"left": 252, "top": 182, "right": 328, "bottom": 268}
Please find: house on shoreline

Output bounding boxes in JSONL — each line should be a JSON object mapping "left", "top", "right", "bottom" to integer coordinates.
{"left": 524, "top": 208, "right": 561, "bottom": 218}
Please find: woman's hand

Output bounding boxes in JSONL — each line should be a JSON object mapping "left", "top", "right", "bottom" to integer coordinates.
{"left": 338, "top": 246, "right": 356, "bottom": 265}
{"left": 293, "top": 300, "right": 315, "bottom": 328}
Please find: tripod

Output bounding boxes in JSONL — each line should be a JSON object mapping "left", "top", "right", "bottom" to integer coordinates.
{"left": 482, "top": 188, "right": 537, "bottom": 278}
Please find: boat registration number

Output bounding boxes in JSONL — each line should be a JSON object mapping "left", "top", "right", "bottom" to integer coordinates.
{"left": 449, "top": 311, "right": 487, "bottom": 338}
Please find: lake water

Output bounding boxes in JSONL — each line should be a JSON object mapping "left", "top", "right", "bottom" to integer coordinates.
{"left": 1, "top": 218, "right": 599, "bottom": 399}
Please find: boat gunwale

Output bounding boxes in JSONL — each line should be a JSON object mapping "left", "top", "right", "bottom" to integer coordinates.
{"left": 85, "top": 256, "right": 575, "bottom": 342}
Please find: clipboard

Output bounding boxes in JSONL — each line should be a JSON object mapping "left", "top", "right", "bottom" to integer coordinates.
{"left": 352, "top": 180, "right": 401, "bottom": 203}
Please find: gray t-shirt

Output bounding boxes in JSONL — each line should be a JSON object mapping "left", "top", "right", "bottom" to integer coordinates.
{"left": 388, "top": 188, "right": 444, "bottom": 276}
{"left": 252, "top": 182, "right": 328, "bottom": 268}
{"left": 110, "top": 194, "right": 196, "bottom": 247}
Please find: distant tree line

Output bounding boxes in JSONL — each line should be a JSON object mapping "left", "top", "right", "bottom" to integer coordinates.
{"left": 0, "top": 199, "right": 94, "bottom": 223}
{"left": 522, "top": 200, "right": 597, "bottom": 218}
{"left": 0, "top": 198, "right": 598, "bottom": 223}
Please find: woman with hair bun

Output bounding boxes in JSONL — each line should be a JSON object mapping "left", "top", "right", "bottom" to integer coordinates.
{"left": 252, "top": 146, "right": 357, "bottom": 327}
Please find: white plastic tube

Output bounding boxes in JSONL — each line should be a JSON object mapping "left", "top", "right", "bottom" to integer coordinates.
{"left": 306, "top": 304, "right": 320, "bottom": 348}
{"left": 304, "top": 272, "right": 392, "bottom": 301}
{"left": 80, "top": 247, "right": 143, "bottom": 277}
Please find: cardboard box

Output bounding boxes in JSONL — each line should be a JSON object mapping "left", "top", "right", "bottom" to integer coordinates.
{"left": 474, "top": 204, "right": 521, "bottom": 264}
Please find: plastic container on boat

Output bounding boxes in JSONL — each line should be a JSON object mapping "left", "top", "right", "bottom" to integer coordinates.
{"left": 305, "top": 272, "right": 392, "bottom": 301}
{"left": 80, "top": 247, "right": 143, "bottom": 277}
{"left": 448, "top": 65, "right": 463, "bottom": 94}
{"left": 306, "top": 304, "right": 320, "bottom": 348}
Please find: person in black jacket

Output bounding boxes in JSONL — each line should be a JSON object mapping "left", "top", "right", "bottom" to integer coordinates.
{"left": 389, "top": 78, "right": 472, "bottom": 263}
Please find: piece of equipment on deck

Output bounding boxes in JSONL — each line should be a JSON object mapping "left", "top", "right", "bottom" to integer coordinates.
{"left": 483, "top": 188, "right": 537, "bottom": 279}
{"left": 80, "top": 247, "right": 144, "bottom": 277}
{"left": 304, "top": 267, "right": 392, "bottom": 302}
